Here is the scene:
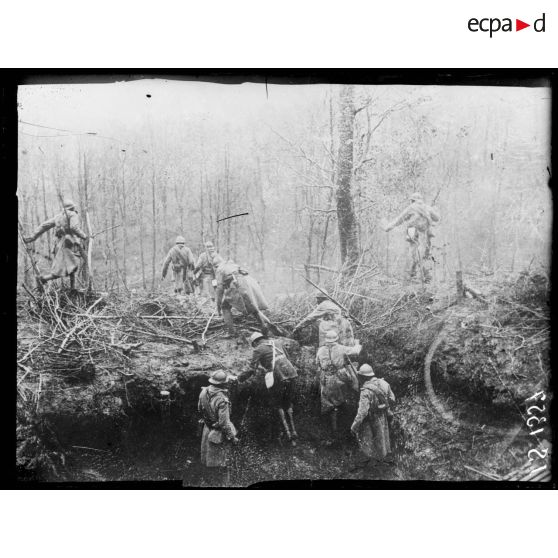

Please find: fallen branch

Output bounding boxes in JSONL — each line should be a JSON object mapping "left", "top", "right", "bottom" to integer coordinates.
{"left": 201, "top": 310, "right": 216, "bottom": 345}
{"left": 72, "top": 445, "right": 110, "bottom": 454}
{"left": 463, "top": 284, "right": 488, "bottom": 304}
{"left": 464, "top": 465, "right": 502, "bottom": 481}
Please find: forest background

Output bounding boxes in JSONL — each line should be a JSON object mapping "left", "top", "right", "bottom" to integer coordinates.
{"left": 17, "top": 80, "right": 552, "bottom": 296}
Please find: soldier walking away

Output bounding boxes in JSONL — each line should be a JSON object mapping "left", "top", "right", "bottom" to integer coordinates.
{"left": 293, "top": 291, "right": 354, "bottom": 346}
{"left": 214, "top": 257, "right": 273, "bottom": 337}
{"left": 196, "top": 370, "right": 239, "bottom": 487}
{"left": 384, "top": 192, "right": 440, "bottom": 283}
{"left": 316, "top": 330, "right": 362, "bottom": 444}
{"left": 350, "top": 364, "right": 396, "bottom": 467}
{"left": 238, "top": 332, "right": 299, "bottom": 446}
{"left": 194, "top": 240, "right": 219, "bottom": 300}
{"left": 162, "top": 236, "right": 195, "bottom": 295}
{"left": 23, "top": 198, "right": 88, "bottom": 290}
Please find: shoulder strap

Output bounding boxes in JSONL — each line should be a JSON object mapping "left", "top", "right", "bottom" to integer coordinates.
{"left": 271, "top": 341, "right": 277, "bottom": 371}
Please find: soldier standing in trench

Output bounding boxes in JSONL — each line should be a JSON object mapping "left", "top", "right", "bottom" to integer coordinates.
{"left": 162, "top": 236, "right": 195, "bottom": 295}
{"left": 350, "top": 364, "right": 396, "bottom": 467}
{"left": 23, "top": 198, "right": 88, "bottom": 290}
{"left": 196, "top": 370, "right": 239, "bottom": 487}
{"left": 237, "top": 332, "right": 299, "bottom": 445}
{"left": 316, "top": 330, "right": 362, "bottom": 444}
{"left": 384, "top": 192, "right": 440, "bottom": 283}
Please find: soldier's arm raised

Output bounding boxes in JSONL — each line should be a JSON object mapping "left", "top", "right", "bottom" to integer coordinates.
{"left": 428, "top": 205, "right": 440, "bottom": 223}
{"left": 385, "top": 206, "right": 411, "bottom": 232}
{"left": 25, "top": 216, "right": 56, "bottom": 242}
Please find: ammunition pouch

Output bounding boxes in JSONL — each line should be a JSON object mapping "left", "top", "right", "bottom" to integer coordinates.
{"left": 207, "top": 429, "right": 224, "bottom": 445}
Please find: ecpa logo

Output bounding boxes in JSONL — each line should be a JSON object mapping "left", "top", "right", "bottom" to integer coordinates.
{"left": 468, "top": 13, "right": 546, "bottom": 37}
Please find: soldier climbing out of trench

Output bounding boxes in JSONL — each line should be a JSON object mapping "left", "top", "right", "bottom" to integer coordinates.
{"left": 197, "top": 370, "right": 240, "bottom": 487}
{"left": 351, "top": 364, "right": 396, "bottom": 467}
{"left": 214, "top": 255, "right": 275, "bottom": 338}
{"left": 384, "top": 192, "right": 440, "bottom": 284}
{"left": 162, "top": 236, "right": 195, "bottom": 295}
{"left": 237, "top": 332, "right": 299, "bottom": 446}
{"left": 193, "top": 240, "right": 219, "bottom": 300}
{"left": 293, "top": 290, "right": 354, "bottom": 346}
{"left": 316, "top": 330, "right": 362, "bottom": 445}
{"left": 23, "top": 198, "right": 88, "bottom": 290}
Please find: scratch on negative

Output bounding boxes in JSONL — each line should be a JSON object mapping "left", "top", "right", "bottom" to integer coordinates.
{"left": 216, "top": 212, "right": 250, "bottom": 223}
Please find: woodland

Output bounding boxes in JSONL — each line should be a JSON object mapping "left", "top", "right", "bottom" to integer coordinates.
{"left": 16, "top": 80, "right": 552, "bottom": 485}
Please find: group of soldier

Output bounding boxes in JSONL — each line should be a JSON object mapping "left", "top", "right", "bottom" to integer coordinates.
{"left": 21, "top": 191, "right": 440, "bottom": 485}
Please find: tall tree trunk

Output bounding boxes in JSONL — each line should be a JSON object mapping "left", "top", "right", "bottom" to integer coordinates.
{"left": 120, "top": 153, "right": 128, "bottom": 288}
{"left": 151, "top": 165, "right": 157, "bottom": 291}
{"left": 335, "top": 85, "right": 359, "bottom": 267}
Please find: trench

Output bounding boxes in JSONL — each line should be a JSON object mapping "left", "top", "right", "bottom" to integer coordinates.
{"left": 30, "top": 341, "right": 531, "bottom": 486}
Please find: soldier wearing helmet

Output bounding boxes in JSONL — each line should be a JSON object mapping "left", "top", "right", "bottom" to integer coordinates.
{"left": 315, "top": 330, "right": 362, "bottom": 442}
{"left": 193, "top": 240, "right": 220, "bottom": 300}
{"left": 350, "top": 364, "right": 395, "bottom": 466}
{"left": 238, "top": 331, "right": 299, "bottom": 445}
{"left": 384, "top": 191, "right": 440, "bottom": 283}
{"left": 23, "top": 198, "right": 88, "bottom": 289}
{"left": 197, "top": 370, "right": 239, "bottom": 486}
{"left": 162, "top": 235, "right": 195, "bottom": 295}
{"left": 293, "top": 289, "right": 354, "bottom": 347}
{"left": 214, "top": 258, "right": 271, "bottom": 337}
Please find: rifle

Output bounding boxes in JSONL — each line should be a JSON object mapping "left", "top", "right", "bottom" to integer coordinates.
{"left": 301, "top": 275, "right": 363, "bottom": 327}
{"left": 343, "top": 353, "right": 360, "bottom": 392}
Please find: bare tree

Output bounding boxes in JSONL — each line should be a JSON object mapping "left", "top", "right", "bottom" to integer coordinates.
{"left": 335, "top": 84, "right": 359, "bottom": 267}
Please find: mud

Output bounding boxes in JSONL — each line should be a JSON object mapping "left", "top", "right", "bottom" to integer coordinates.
{"left": 16, "top": 274, "right": 552, "bottom": 485}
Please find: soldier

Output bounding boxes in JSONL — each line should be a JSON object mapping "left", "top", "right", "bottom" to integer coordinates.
{"left": 162, "top": 236, "right": 195, "bottom": 294}
{"left": 197, "top": 370, "right": 239, "bottom": 487}
{"left": 214, "top": 257, "right": 273, "bottom": 337}
{"left": 23, "top": 198, "right": 88, "bottom": 289}
{"left": 293, "top": 291, "right": 354, "bottom": 346}
{"left": 350, "top": 364, "right": 396, "bottom": 465}
{"left": 316, "top": 330, "right": 362, "bottom": 442}
{"left": 238, "top": 332, "right": 299, "bottom": 445}
{"left": 193, "top": 241, "right": 219, "bottom": 300}
{"left": 384, "top": 192, "right": 440, "bottom": 283}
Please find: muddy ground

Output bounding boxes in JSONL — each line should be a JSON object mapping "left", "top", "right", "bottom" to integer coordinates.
{"left": 16, "top": 272, "right": 552, "bottom": 485}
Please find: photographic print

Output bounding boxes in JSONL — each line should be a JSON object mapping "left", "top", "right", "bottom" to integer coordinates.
{"left": 15, "top": 74, "right": 552, "bottom": 487}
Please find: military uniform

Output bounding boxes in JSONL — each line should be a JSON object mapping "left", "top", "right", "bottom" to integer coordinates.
{"left": 162, "top": 241, "right": 195, "bottom": 294}
{"left": 240, "top": 338, "right": 298, "bottom": 410}
{"left": 316, "top": 341, "right": 361, "bottom": 414}
{"left": 351, "top": 374, "right": 395, "bottom": 462}
{"left": 194, "top": 249, "right": 218, "bottom": 299}
{"left": 25, "top": 202, "right": 87, "bottom": 286}
{"left": 215, "top": 260, "right": 270, "bottom": 335}
{"left": 385, "top": 194, "right": 440, "bottom": 282}
{"left": 240, "top": 333, "right": 299, "bottom": 443}
{"left": 198, "top": 384, "right": 237, "bottom": 474}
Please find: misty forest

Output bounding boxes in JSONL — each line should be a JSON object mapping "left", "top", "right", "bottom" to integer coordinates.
{"left": 16, "top": 80, "right": 552, "bottom": 485}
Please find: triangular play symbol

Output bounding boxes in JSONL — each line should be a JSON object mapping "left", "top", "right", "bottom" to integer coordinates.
{"left": 516, "top": 19, "right": 530, "bottom": 31}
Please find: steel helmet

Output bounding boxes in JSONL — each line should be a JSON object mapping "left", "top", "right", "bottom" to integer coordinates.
{"left": 176, "top": 236, "right": 185, "bottom": 244}
{"left": 325, "top": 330, "right": 339, "bottom": 343}
{"left": 316, "top": 289, "right": 329, "bottom": 300}
{"left": 209, "top": 370, "right": 231, "bottom": 385}
{"left": 63, "top": 199, "right": 76, "bottom": 210}
{"left": 409, "top": 192, "right": 423, "bottom": 202}
{"left": 249, "top": 332, "right": 265, "bottom": 345}
{"left": 358, "top": 364, "right": 375, "bottom": 377}
{"left": 204, "top": 241, "right": 214, "bottom": 249}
